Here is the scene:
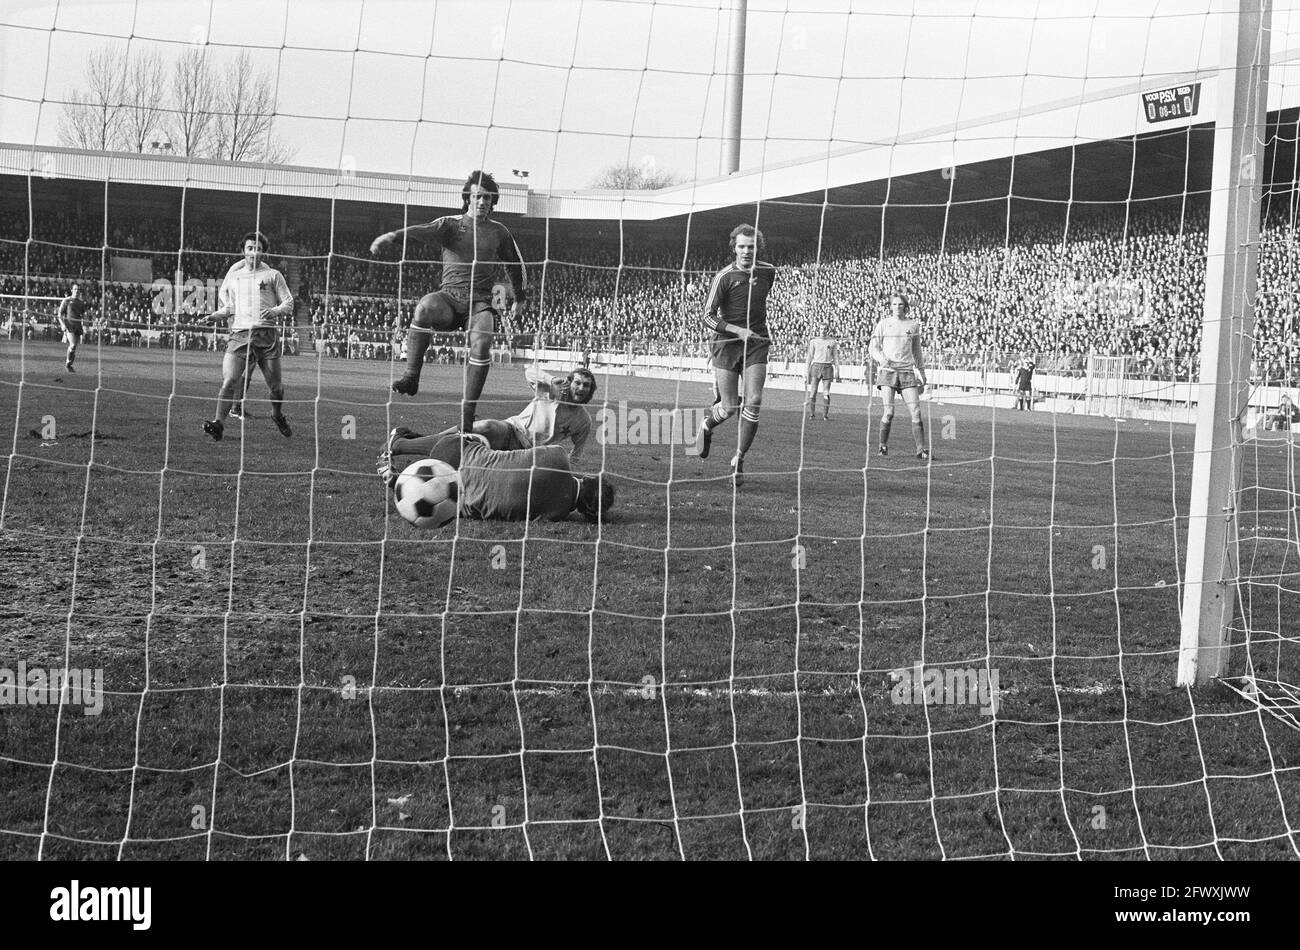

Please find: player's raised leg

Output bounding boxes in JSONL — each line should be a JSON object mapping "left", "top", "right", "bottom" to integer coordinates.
{"left": 230, "top": 370, "right": 254, "bottom": 420}
{"left": 460, "top": 302, "right": 496, "bottom": 431}
{"left": 698, "top": 369, "right": 740, "bottom": 461}
{"left": 206, "top": 348, "right": 256, "bottom": 441}
{"left": 393, "top": 291, "right": 459, "bottom": 396}
{"left": 257, "top": 349, "right": 292, "bottom": 437}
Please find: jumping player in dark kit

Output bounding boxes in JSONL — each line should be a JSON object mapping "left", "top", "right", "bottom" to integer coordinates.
{"left": 370, "top": 170, "right": 527, "bottom": 432}
{"left": 695, "top": 224, "right": 776, "bottom": 487}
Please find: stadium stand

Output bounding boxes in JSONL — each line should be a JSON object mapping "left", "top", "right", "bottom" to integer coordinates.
{"left": 3, "top": 197, "right": 1297, "bottom": 385}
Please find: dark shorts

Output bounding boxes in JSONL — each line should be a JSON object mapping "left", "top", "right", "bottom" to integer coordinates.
{"left": 876, "top": 367, "right": 922, "bottom": 392}
{"left": 420, "top": 289, "right": 496, "bottom": 331}
{"left": 810, "top": 362, "right": 834, "bottom": 383}
{"left": 62, "top": 327, "right": 82, "bottom": 344}
{"left": 227, "top": 327, "right": 282, "bottom": 361}
{"left": 711, "top": 336, "right": 771, "bottom": 374}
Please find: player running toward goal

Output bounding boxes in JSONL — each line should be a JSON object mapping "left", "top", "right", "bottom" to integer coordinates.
{"left": 869, "top": 293, "right": 929, "bottom": 460}
{"left": 370, "top": 170, "right": 527, "bottom": 432}
{"left": 805, "top": 327, "right": 840, "bottom": 421}
{"left": 695, "top": 224, "right": 776, "bottom": 487}
{"left": 57, "top": 283, "right": 86, "bottom": 373}
{"left": 203, "top": 232, "right": 294, "bottom": 441}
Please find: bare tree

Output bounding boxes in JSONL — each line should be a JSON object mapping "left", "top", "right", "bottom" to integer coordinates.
{"left": 57, "top": 45, "right": 126, "bottom": 151}
{"left": 118, "top": 47, "right": 167, "bottom": 152}
{"left": 58, "top": 44, "right": 295, "bottom": 164}
{"left": 168, "top": 48, "right": 217, "bottom": 157}
{"left": 212, "top": 50, "right": 294, "bottom": 164}
{"left": 589, "top": 161, "right": 682, "bottom": 190}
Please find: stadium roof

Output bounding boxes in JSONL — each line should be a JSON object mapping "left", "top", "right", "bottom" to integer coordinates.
{"left": 5, "top": 42, "right": 1300, "bottom": 228}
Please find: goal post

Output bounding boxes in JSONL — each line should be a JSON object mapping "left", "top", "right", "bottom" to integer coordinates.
{"left": 1085, "top": 355, "right": 1130, "bottom": 418}
{"left": 1177, "top": 0, "right": 1272, "bottom": 686}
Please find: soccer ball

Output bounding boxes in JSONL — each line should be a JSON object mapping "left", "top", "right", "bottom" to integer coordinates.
{"left": 393, "top": 458, "right": 458, "bottom": 529}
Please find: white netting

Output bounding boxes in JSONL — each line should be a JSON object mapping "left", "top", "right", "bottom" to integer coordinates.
{"left": 0, "top": 0, "right": 1298, "bottom": 862}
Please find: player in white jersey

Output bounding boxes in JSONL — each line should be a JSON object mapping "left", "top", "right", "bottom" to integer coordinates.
{"left": 380, "top": 365, "right": 596, "bottom": 484}
{"left": 804, "top": 328, "right": 840, "bottom": 421}
{"left": 203, "top": 231, "right": 294, "bottom": 442}
{"left": 868, "top": 293, "right": 929, "bottom": 460}
{"left": 475, "top": 365, "right": 595, "bottom": 459}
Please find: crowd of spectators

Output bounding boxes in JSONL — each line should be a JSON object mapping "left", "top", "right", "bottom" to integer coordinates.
{"left": 4, "top": 198, "right": 1298, "bottom": 383}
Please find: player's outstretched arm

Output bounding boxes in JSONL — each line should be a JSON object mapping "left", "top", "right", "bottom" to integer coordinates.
{"left": 370, "top": 219, "right": 449, "bottom": 256}
{"left": 524, "top": 364, "right": 561, "bottom": 398}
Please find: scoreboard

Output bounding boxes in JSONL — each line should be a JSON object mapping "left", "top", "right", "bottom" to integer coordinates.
{"left": 1141, "top": 83, "right": 1201, "bottom": 124}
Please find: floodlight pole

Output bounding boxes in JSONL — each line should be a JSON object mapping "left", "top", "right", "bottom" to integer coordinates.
{"left": 721, "top": 0, "right": 747, "bottom": 175}
{"left": 1178, "top": 0, "right": 1271, "bottom": 686}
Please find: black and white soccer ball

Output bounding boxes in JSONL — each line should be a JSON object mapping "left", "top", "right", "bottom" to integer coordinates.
{"left": 393, "top": 458, "right": 458, "bottom": 529}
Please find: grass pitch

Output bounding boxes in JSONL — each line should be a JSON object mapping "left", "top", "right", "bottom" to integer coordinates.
{"left": 2, "top": 340, "right": 1298, "bottom": 860}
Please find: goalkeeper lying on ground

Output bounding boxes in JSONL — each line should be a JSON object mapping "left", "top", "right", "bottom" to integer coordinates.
{"left": 380, "top": 432, "right": 615, "bottom": 523}
{"left": 424, "top": 364, "right": 596, "bottom": 459}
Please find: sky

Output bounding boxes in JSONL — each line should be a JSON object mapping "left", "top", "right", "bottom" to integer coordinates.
{"left": 3, "top": 0, "right": 1300, "bottom": 190}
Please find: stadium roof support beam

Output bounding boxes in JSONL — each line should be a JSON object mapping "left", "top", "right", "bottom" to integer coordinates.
{"left": 1178, "top": 0, "right": 1271, "bottom": 687}
{"left": 720, "top": 0, "right": 747, "bottom": 176}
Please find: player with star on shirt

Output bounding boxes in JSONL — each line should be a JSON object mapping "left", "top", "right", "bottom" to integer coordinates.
{"left": 203, "top": 231, "right": 294, "bottom": 442}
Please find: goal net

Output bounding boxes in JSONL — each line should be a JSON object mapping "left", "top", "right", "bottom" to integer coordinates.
{"left": 1085, "top": 355, "right": 1130, "bottom": 418}
{"left": 1, "top": 0, "right": 1298, "bottom": 863}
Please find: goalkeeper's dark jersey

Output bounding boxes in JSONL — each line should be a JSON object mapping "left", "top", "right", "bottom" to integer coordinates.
{"left": 458, "top": 440, "right": 576, "bottom": 522}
